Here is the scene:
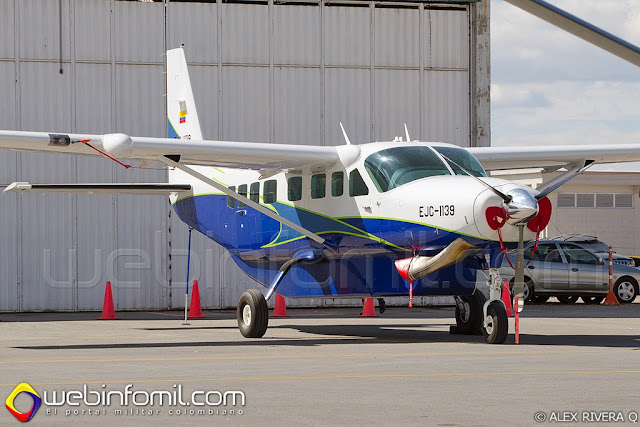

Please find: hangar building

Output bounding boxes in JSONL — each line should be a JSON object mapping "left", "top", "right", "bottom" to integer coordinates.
{"left": 0, "top": 0, "right": 489, "bottom": 311}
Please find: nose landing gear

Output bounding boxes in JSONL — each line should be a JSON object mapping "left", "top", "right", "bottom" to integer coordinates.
{"left": 452, "top": 264, "right": 510, "bottom": 344}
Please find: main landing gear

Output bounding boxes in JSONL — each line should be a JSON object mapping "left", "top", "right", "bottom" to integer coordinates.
{"left": 236, "top": 250, "right": 323, "bottom": 338}
{"left": 237, "top": 289, "right": 269, "bottom": 338}
{"left": 452, "top": 266, "right": 509, "bottom": 344}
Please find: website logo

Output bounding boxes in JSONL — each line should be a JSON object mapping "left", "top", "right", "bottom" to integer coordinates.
{"left": 5, "top": 383, "right": 42, "bottom": 422}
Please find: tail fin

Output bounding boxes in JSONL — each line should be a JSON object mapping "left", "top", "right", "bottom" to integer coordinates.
{"left": 166, "top": 47, "right": 203, "bottom": 140}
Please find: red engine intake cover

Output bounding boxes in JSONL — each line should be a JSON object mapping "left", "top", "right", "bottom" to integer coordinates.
{"left": 485, "top": 206, "right": 508, "bottom": 230}
{"left": 527, "top": 196, "right": 552, "bottom": 232}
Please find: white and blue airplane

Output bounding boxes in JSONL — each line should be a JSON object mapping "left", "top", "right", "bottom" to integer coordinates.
{"left": 2, "top": 47, "right": 640, "bottom": 344}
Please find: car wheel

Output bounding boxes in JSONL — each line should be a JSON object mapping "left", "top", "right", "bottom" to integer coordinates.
{"left": 509, "top": 278, "right": 533, "bottom": 302}
{"left": 581, "top": 296, "right": 604, "bottom": 304}
{"left": 614, "top": 277, "right": 638, "bottom": 304}
{"left": 557, "top": 296, "right": 579, "bottom": 304}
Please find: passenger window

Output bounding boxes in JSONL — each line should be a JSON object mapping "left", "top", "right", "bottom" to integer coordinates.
{"left": 250, "top": 182, "right": 260, "bottom": 203}
{"left": 288, "top": 176, "right": 302, "bottom": 201}
{"left": 560, "top": 245, "right": 599, "bottom": 265}
{"left": 544, "top": 250, "right": 563, "bottom": 263}
{"left": 349, "top": 169, "right": 369, "bottom": 196}
{"left": 533, "top": 244, "right": 555, "bottom": 261}
{"left": 263, "top": 180, "right": 277, "bottom": 204}
{"left": 331, "top": 172, "right": 344, "bottom": 197}
{"left": 227, "top": 186, "right": 236, "bottom": 209}
{"left": 238, "top": 184, "right": 247, "bottom": 208}
{"left": 311, "top": 174, "right": 326, "bottom": 199}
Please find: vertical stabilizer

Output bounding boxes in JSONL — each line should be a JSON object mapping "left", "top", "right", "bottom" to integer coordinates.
{"left": 167, "top": 47, "right": 203, "bottom": 140}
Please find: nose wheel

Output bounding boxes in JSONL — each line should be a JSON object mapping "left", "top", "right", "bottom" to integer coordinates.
{"left": 482, "top": 301, "right": 508, "bottom": 344}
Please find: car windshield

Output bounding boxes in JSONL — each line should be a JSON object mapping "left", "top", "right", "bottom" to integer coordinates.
{"left": 577, "top": 241, "right": 610, "bottom": 253}
{"left": 433, "top": 146, "right": 487, "bottom": 178}
{"left": 364, "top": 146, "right": 451, "bottom": 192}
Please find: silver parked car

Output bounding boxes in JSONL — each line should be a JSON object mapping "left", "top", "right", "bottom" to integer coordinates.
{"left": 550, "top": 234, "right": 635, "bottom": 267}
{"left": 499, "top": 240, "right": 639, "bottom": 304}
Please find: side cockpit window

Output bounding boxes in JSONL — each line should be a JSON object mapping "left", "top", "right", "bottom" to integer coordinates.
{"left": 433, "top": 146, "right": 487, "bottom": 178}
{"left": 364, "top": 146, "right": 450, "bottom": 192}
{"left": 349, "top": 169, "right": 369, "bottom": 196}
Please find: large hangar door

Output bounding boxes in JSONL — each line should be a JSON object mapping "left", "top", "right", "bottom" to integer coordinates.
{"left": 168, "top": 0, "right": 476, "bottom": 308}
{"left": 0, "top": 0, "right": 483, "bottom": 312}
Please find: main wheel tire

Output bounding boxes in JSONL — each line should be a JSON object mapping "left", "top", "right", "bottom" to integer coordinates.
{"left": 581, "top": 296, "right": 604, "bottom": 305}
{"left": 483, "top": 301, "right": 508, "bottom": 344}
{"left": 557, "top": 296, "right": 579, "bottom": 304}
{"left": 454, "top": 291, "right": 485, "bottom": 335}
{"left": 237, "top": 289, "right": 269, "bottom": 338}
{"left": 509, "top": 279, "right": 533, "bottom": 302}
{"left": 614, "top": 277, "right": 638, "bottom": 304}
{"left": 532, "top": 295, "right": 549, "bottom": 304}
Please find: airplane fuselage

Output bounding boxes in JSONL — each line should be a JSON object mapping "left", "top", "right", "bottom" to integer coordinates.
{"left": 168, "top": 141, "right": 541, "bottom": 299}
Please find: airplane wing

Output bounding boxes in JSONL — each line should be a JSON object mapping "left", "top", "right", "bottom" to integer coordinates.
{"left": 3, "top": 182, "right": 192, "bottom": 195}
{"left": 469, "top": 145, "right": 640, "bottom": 171}
{"left": 0, "top": 130, "right": 341, "bottom": 171}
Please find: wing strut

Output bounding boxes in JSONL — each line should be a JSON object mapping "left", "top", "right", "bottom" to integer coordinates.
{"left": 505, "top": 0, "right": 640, "bottom": 67}
{"left": 160, "top": 156, "right": 330, "bottom": 248}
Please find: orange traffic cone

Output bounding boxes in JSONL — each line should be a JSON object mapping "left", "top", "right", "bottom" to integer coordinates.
{"left": 603, "top": 289, "right": 620, "bottom": 306}
{"left": 272, "top": 294, "right": 289, "bottom": 317}
{"left": 502, "top": 280, "right": 514, "bottom": 317}
{"left": 188, "top": 280, "right": 205, "bottom": 319}
{"left": 98, "top": 281, "right": 119, "bottom": 320}
{"left": 358, "top": 298, "right": 379, "bottom": 317}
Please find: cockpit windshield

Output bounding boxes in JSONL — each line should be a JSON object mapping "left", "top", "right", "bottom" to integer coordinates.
{"left": 364, "top": 146, "right": 451, "bottom": 192}
{"left": 433, "top": 146, "right": 487, "bottom": 178}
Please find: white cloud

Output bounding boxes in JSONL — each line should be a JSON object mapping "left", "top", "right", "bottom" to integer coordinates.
{"left": 491, "top": 0, "right": 640, "bottom": 152}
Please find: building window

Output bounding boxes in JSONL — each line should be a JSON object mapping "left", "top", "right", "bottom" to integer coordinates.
{"left": 238, "top": 184, "right": 247, "bottom": 208}
{"left": 331, "top": 171, "right": 344, "bottom": 197}
{"left": 288, "top": 176, "right": 302, "bottom": 201}
{"left": 558, "top": 193, "right": 633, "bottom": 209}
{"left": 576, "top": 193, "right": 594, "bottom": 208}
{"left": 615, "top": 193, "right": 633, "bottom": 208}
{"left": 263, "top": 180, "right": 277, "bottom": 204}
{"left": 349, "top": 169, "right": 369, "bottom": 197}
{"left": 311, "top": 174, "right": 326, "bottom": 199}
{"left": 595, "top": 193, "right": 614, "bottom": 208}
{"left": 250, "top": 182, "right": 260, "bottom": 203}
{"left": 557, "top": 193, "right": 575, "bottom": 208}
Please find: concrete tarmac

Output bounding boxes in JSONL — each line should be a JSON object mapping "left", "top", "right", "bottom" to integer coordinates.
{"left": 1, "top": 302, "right": 639, "bottom": 426}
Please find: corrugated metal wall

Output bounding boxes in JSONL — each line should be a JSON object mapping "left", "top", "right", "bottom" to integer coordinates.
{"left": 0, "top": 0, "right": 488, "bottom": 312}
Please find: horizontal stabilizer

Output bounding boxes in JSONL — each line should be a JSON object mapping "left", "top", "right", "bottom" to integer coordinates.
{"left": 3, "top": 182, "right": 192, "bottom": 195}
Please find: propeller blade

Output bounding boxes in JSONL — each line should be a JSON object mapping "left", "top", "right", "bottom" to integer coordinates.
{"left": 438, "top": 154, "right": 513, "bottom": 204}
{"left": 535, "top": 161, "right": 595, "bottom": 200}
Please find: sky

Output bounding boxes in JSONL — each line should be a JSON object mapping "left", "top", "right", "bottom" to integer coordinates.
{"left": 490, "top": 0, "right": 640, "bottom": 160}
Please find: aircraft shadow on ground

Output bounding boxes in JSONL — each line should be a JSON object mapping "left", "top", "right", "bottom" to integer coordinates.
{"left": 13, "top": 322, "right": 640, "bottom": 350}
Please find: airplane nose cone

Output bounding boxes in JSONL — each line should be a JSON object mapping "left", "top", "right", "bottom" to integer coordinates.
{"left": 506, "top": 188, "right": 539, "bottom": 224}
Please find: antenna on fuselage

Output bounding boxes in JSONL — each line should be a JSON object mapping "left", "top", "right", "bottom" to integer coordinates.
{"left": 404, "top": 123, "right": 411, "bottom": 142}
{"left": 339, "top": 122, "right": 352, "bottom": 145}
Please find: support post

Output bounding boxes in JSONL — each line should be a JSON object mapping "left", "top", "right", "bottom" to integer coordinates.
{"left": 514, "top": 224, "right": 525, "bottom": 312}
{"left": 182, "top": 227, "right": 193, "bottom": 325}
